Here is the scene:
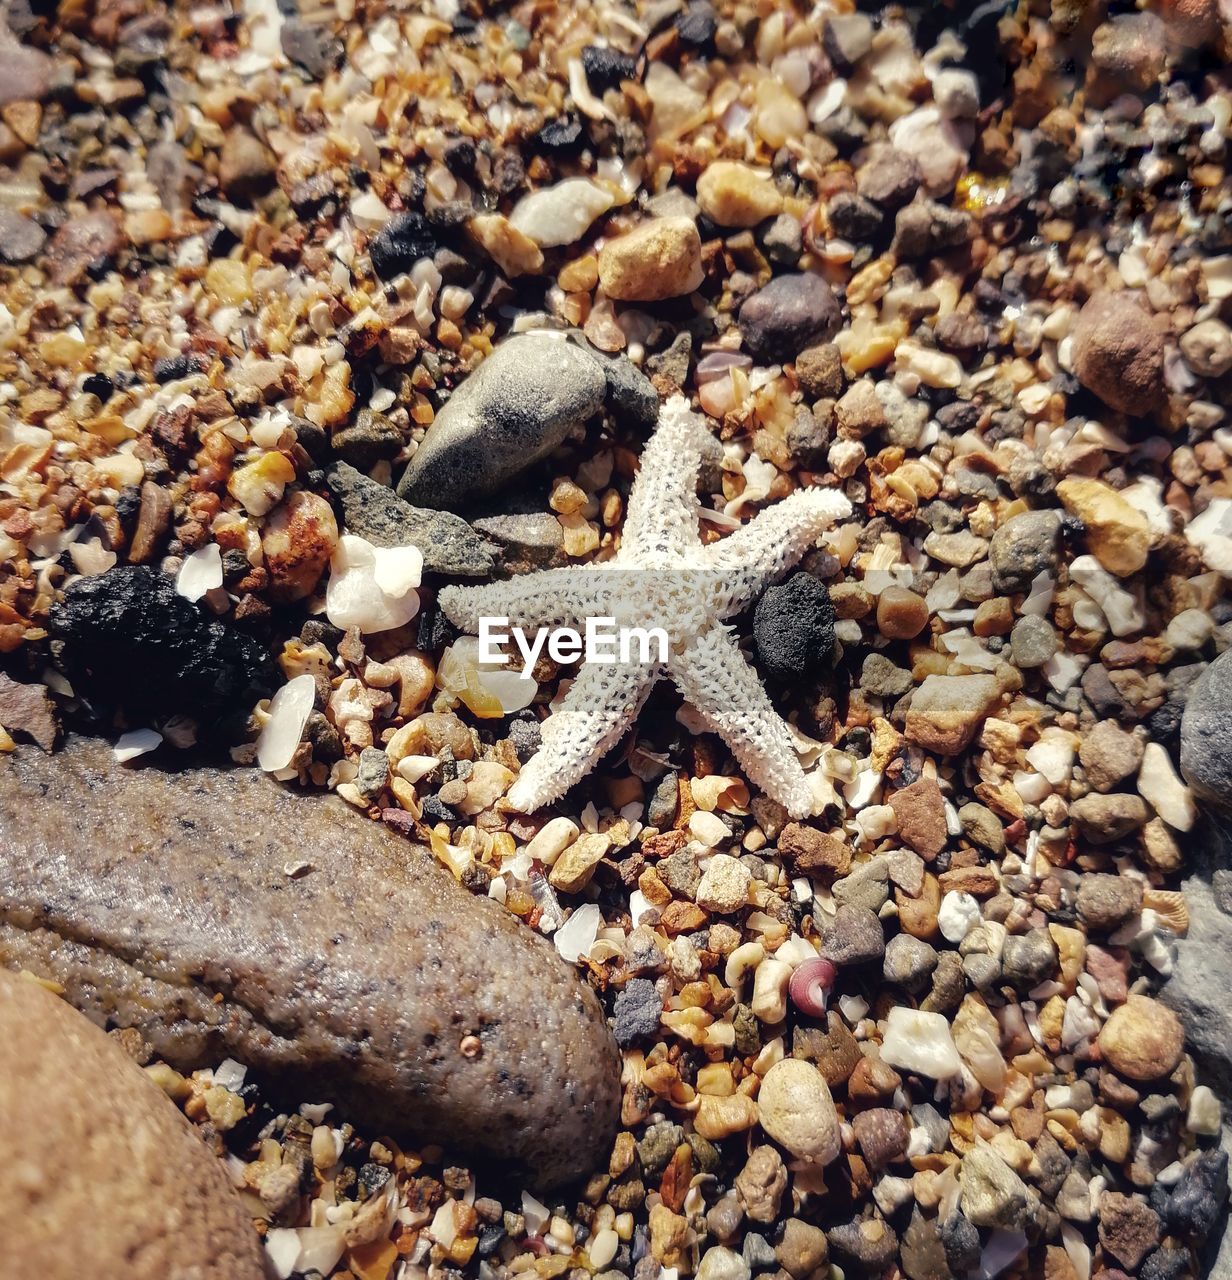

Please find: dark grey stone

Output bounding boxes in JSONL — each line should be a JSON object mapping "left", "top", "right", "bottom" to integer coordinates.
{"left": 327, "top": 462, "right": 495, "bottom": 576}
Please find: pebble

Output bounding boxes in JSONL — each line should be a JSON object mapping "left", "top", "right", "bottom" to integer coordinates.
{"left": 613, "top": 979, "right": 663, "bottom": 1047}
{"left": 876, "top": 586, "right": 930, "bottom": 639}
{"left": 46, "top": 211, "right": 125, "bottom": 285}
{"left": 756, "top": 1058, "right": 841, "bottom": 1165}
{"left": 888, "top": 776, "right": 947, "bottom": 860}
{"left": 851, "top": 1107, "right": 910, "bottom": 1169}
{"left": 1077, "top": 873, "right": 1142, "bottom": 931}
{"left": 1098, "top": 1192, "right": 1161, "bottom": 1270}
{"left": 774, "top": 1219, "right": 829, "bottom": 1279}
{"left": 820, "top": 904, "right": 886, "bottom": 965}
{"left": 1164, "top": 1150, "right": 1228, "bottom": 1241}
{"left": 738, "top": 273, "right": 842, "bottom": 363}
{"left": 1098, "top": 995, "right": 1184, "bottom": 1082}
{"left": 0, "top": 207, "right": 45, "bottom": 263}
{"left": 597, "top": 217, "right": 703, "bottom": 302}
{"left": 1179, "top": 318, "right": 1232, "bottom": 378}
{"left": 398, "top": 334, "right": 606, "bottom": 509}
{"left": 753, "top": 572, "right": 835, "bottom": 680}
{"left": 262, "top": 490, "right": 338, "bottom": 602}
{"left": 696, "top": 1246, "right": 750, "bottom": 1280}
{"left": 794, "top": 342, "right": 843, "bottom": 399}
{"left": 218, "top": 128, "right": 276, "bottom": 202}
{"left": 899, "top": 1209, "right": 951, "bottom": 1280}
{"left": 1069, "top": 792, "right": 1150, "bottom": 843}
{"left": 1137, "top": 742, "right": 1195, "bottom": 832}
{"left": 696, "top": 162, "right": 784, "bottom": 228}
{"left": 960, "top": 1146, "right": 1035, "bottom": 1230}
{"left": 823, "top": 12, "right": 873, "bottom": 71}
{"left": 883, "top": 934, "right": 939, "bottom": 992}
{"left": 0, "top": 673, "right": 57, "bottom": 751}
{"left": 827, "top": 1218, "right": 898, "bottom": 1271}
{"left": 0, "top": 40, "right": 51, "bottom": 106}
{"left": 1070, "top": 291, "right": 1165, "bottom": 417}
{"left": 855, "top": 144, "right": 921, "bottom": 210}
{"left": 1009, "top": 614, "right": 1057, "bottom": 668}
{"left": 938, "top": 891, "right": 982, "bottom": 943}
{"left": 328, "top": 463, "right": 495, "bottom": 577}
{"left": 989, "top": 510, "right": 1061, "bottom": 594}
{"left": 696, "top": 853, "right": 752, "bottom": 914}
{"left": 892, "top": 198, "right": 971, "bottom": 258}
{"left": 905, "top": 673, "right": 1002, "bottom": 756}
{"left": 777, "top": 823, "right": 851, "bottom": 877}
{"left": 734, "top": 1146, "right": 786, "bottom": 1223}
{"left": 1090, "top": 13, "right": 1167, "bottom": 94}
{"left": 1001, "top": 928, "right": 1057, "bottom": 988}
{"left": 1057, "top": 478, "right": 1151, "bottom": 578}
{"left": 368, "top": 210, "right": 437, "bottom": 280}
{"left": 510, "top": 177, "right": 616, "bottom": 247}
{"left": 879, "top": 1007, "right": 961, "bottom": 1078}
{"left": 0, "top": 970, "right": 269, "bottom": 1278}
{"left": 1080, "top": 721, "right": 1144, "bottom": 792}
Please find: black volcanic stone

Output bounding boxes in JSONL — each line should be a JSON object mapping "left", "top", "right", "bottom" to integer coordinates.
{"left": 368, "top": 211, "right": 438, "bottom": 280}
{"left": 50, "top": 565, "right": 276, "bottom": 719}
{"left": 754, "top": 572, "right": 836, "bottom": 681}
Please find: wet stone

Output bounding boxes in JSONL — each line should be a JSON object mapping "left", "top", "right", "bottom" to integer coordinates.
{"left": 0, "top": 738, "right": 619, "bottom": 1188}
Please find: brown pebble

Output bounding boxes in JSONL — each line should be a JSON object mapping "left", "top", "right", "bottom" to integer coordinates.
{"left": 1097, "top": 994, "right": 1184, "bottom": 1082}
{"left": 876, "top": 587, "right": 929, "bottom": 640}
{"left": 1071, "top": 291, "right": 1165, "bottom": 416}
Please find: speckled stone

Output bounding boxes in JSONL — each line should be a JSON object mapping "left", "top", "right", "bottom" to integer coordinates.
{"left": 0, "top": 738, "right": 620, "bottom": 1189}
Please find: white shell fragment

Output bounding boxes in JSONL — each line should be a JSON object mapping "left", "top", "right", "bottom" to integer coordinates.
{"left": 113, "top": 728, "right": 163, "bottom": 762}
{"left": 325, "top": 534, "right": 422, "bottom": 634}
{"left": 256, "top": 674, "right": 317, "bottom": 773}
{"left": 176, "top": 543, "right": 224, "bottom": 603}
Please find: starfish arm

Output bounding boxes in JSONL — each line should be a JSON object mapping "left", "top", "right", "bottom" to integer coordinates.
{"left": 697, "top": 487, "right": 852, "bottom": 617}
{"left": 438, "top": 568, "right": 615, "bottom": 633}
{"left": 507, "top": 660, "right": 659, "bottom": 813}
{"left": 668, "top": 626, "right": 815, "bottom": 819}
{"left": 619, "top": 394, "right": 711, "bottom": 562}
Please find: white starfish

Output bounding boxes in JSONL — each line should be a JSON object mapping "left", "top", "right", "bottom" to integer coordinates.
{"left": 438, "top": 395, "right": 852, "bottom": 819}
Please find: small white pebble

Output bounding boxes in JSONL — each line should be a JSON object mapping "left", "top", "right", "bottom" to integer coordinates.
{"left": 689, "top": 810, "right": 730, "bottom": 847}
{"left": 1186, "top": 1085, "right": 1222, "bottom": 1136}
{"left": 938, "top": 891, "right": 982, "bottom": 943}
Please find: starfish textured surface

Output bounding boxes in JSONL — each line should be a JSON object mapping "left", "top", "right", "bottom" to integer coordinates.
{"left": 438, "top": 395, "right": 852, "bottom": 818}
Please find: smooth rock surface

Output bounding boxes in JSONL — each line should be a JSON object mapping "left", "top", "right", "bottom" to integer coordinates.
{"left": 398, "top": 334, "right": 606, "bottom": 510}
{"left": 0, "top": 969, "right": 267, "bottom": 1279}
{"left": 0, "top": 737, "right": 621, "bottom": 1188}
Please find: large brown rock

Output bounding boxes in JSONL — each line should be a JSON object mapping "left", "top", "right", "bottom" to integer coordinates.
{"left": 0, "top": 737, "right": 620, "bottom": 1188}
{"left": 0, "top": 969, "right": 268, "bottom": 1278}
{"left": 1071, "top": 290, "right": 1165, "bottom": 416}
